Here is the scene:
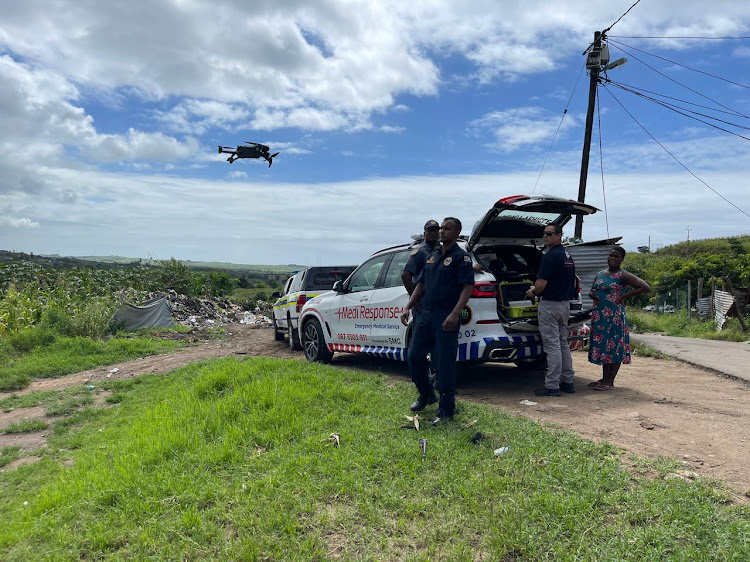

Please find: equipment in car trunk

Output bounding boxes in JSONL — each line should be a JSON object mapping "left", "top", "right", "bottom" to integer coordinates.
{"left": 498, "top": 280, "right": 538, "bottom": 318}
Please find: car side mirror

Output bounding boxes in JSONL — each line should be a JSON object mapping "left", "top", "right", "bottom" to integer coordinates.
{"left": 332, "top": 280, "right": 345, "bottom": 293}
{"left": 271, "top": 291, "right": 280, "bottom": 299}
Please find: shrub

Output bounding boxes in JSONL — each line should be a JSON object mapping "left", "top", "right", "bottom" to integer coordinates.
{"left": 40, "top": 305, "right": 75, "bottom": 336}
{"left": 72, "top": 297, "right": 117, "bottom": 339}
{"left": 6, "top": 326, "right": 57, "bottom": 353}
{"left": 158, "top": 258, "right": 194, "bottom": 295}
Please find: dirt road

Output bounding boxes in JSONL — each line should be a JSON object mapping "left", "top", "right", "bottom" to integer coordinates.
{"left": 3, "top": 325, "right": 749, "bottom": 498}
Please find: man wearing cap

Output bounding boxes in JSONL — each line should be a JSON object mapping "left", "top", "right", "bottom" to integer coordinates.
{"left": 400, "top": 217, "right": 474, "bottom": 425}
{"left": 525, "top": 223, "right": 577, "bottom": 397}
{"left": 401, "top": 219, "right": 441, "bottom": 296}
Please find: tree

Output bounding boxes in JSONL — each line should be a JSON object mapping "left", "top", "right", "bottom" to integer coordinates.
{"left": 158, "top": 258, "right": 194, "bottom": 295}
{"left": 637, "top": 246, "right": 651, "bottom": 254}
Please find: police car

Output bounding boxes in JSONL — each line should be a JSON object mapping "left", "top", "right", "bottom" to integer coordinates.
{"left": 298, "top": 195, "right": 597, "bottom": 368}
{"left": 271, "top": 266, "right": 355, "bottom": 350}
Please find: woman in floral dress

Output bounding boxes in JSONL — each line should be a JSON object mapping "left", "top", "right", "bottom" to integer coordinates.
{"left": 588, "top": 246, "right": 650, "bottom": 390}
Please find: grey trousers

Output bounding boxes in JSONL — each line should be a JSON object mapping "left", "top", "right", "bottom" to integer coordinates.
{"left": 538, "top": 299, "right": 574, "bottom": 389}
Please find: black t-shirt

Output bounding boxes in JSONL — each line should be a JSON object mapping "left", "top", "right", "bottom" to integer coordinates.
{"left": 416, "top": 244, "right": 475, "bottom": 311}
{"left": 536, "top": 244, "right": 576, "bottom": 301}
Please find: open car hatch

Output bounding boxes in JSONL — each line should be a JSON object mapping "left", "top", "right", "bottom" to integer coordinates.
{"left": 467, "top": 194, "right": 599, "bottom": 251}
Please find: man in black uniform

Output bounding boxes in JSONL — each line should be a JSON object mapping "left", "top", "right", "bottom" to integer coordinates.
{"left": 400, "top": 217, "right": 474, "bottom": 425}
{"left": 401, "top": 219, "right": 440, "bottom": 296}
{"left": 525, "top": 223, "right": 577, "bottom": 396}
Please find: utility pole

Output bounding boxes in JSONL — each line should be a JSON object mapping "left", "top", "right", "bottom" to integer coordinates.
{"left": 574, "top": 32, "right": 627, "bottom": 239}
{"left": 575, "top": 31, "right": 602, "bottom": 239}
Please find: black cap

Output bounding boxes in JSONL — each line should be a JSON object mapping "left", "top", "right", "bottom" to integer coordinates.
{"left": 424, "top": 219, "right": 439, "bottom": 230}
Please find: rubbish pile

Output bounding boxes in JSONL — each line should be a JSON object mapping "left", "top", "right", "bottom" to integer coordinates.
{"left": 116, "top": 289, "right": 273, "bottom": 328}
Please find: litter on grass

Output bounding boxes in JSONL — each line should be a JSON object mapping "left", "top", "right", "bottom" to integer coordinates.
{"left": 494, "top": 446, "right": 510, "bottom": 457}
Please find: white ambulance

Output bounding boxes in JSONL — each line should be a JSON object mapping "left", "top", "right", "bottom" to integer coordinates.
{"left": 298, "top": 195, "right": 597, "bottom": 368}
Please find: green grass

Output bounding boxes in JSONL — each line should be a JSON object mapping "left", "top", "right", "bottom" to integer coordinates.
{"left": 628, "top": 308, "right": 749, "bottom": 342}
{"left": 1, "top": 419, "right": 48, "bottom": 434}
{"left": 0, "top": 386, "right": 96, "bottom": 415}
{"left": 0, "top": 334, "right": 184, "bottom": 392}
{"left": 0, "top": 357, "right": 747, "bottom": 560}
{"left": 0, "top": 446, "right": 22, "bottom": 468}
{"left": 631, "top": 342, "right": 673, "bottom": 360}
{"left": 230, "top": 286, "right": 279, "bottom": 303}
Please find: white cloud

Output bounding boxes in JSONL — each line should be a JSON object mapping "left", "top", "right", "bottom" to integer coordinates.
{"left": 0, "top": 216, "right": 39, "bottom": 228}
{"left": 470, "top": 107, "right": 579, "bottom": 151}
{"left": 3, "top": 1, "right": 749, "bottom": 136}
{"left": 0, "top": 57, "right": 202, "bottom": 195}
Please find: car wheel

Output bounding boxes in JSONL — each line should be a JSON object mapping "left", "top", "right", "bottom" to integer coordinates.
{"left": 288, "top": 315, "right": 302, "bottom": 351}
{"left": 514, "top": 356, "right": 546, "bottom": 370}
{"left": 302, "top": 318, "right": 333, "bottom": 363}
{"left": 273, "top": 316, "right": 285, "bottom": 341}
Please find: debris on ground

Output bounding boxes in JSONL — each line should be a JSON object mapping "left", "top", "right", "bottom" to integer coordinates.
{"left": 116, "top": 289, "right": 273, "bottom": 328}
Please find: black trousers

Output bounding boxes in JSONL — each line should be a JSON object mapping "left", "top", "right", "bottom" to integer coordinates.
{"left": 408, "top": 308, "right": 459, "bottom": 415}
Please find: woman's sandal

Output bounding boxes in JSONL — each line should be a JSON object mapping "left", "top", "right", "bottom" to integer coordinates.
{"left": 588, "top": 379, "right": 605, "bottom": 387}
{"left": 592, "top": 383, "right": 614, "bottom": 391}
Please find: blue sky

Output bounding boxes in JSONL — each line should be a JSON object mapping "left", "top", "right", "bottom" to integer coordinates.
{"left": 1, "top": 0, "right": 749, "bottom": 265}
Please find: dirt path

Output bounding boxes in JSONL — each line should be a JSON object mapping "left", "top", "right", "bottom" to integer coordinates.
{"left": 3, "top": 326, "right": 750, "bottom": 498}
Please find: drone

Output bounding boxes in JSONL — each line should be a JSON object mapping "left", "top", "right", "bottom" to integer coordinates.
{"left": 217, "top": 142, "right": 279, "bottom": 166}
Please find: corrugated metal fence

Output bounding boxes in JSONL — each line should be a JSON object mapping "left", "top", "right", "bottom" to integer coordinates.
{"left": 566, "top": 241, "right": 620, "bottom": 308}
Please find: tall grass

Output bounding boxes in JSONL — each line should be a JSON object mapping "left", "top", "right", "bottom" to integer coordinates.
{"left": 1, "top": 358, "right": 747, "bottom": 560}
{"left": 628, "top": 308, "right": 748, "bottom": 341}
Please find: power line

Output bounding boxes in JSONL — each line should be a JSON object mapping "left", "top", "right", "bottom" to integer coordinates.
{"left": 608, "top": 42, "right": 750, "bottom": 119}
{"left": 601, "top": 85, "right": 750, "bottom": 221}
{"left": 608, "top": 39, "right": 750, "bottom": 90}
{"left": 603, "top": 0, "right": 642, "bottom": 34}
{"left": 602, "top": 80, "right": 750, "bottom": 119}
{"left": 596, "top": 91, "right": 610, "bottom": 238}
{"left": 532, "top": 63, "right": 585, "bottom": 194}
{"left": 608, "top": 35, "right": 750, "bottom": 40}
{"left": 606, "top": 80, "right": 750, "bottom": 139}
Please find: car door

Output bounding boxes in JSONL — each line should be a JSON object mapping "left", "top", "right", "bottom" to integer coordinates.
{"left": 274, "top": 276, "right": 295, "bottom": 329}
{"left": 325, "top": 254, "right": 390, "bottom": 348}
{"left": 368, "top": 249, "right": 411, "bottom": 357}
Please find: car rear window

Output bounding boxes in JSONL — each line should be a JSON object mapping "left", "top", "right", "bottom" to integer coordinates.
{"left": 304, "top": 267, "right": 355, "bottom": 290}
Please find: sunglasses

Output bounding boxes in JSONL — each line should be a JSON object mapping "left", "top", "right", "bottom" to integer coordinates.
{"left": 542, "top": 231, "right": 557, "bottom": 236}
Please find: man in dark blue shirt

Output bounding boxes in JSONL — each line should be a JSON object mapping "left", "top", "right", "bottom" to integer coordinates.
{"left": 400, "top": 217, "right": 474, "bottom": 424}
{"left": 401, "top": 219, "right": 440, "bottom": 296}
{"left": 526, "top": 223, "right": 577, "bottom": 396}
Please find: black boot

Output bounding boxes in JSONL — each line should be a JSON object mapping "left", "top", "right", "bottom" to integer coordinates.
{"left": 410, "top": 391, "right": 437, "bottom": 412}
{"left": 431, "top": 393, "right": 455, "bottom": 425}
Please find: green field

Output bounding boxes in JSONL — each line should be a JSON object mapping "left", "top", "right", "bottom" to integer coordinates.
{"left": 1, "top": 357, "right": 747, "bottom": 560}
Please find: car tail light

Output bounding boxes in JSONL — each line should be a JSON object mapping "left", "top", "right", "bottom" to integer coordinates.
{"left": 496, "top": 195, "right": 528, "bottom": 205}
{"left": 296, "top": 294, "right": 307, "bottom": 313}
{"left": 471, "top": 282, "right": 497, "bottom": 298}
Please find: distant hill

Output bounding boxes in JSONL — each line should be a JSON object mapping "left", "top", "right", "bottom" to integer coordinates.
{"left": 652, "top": 234, "right": 750, "bottom": 258}
{"left": 73, "top": 255, "right": 303, "bottom": 273}
{"left": 1, "top": 250, "right": 304, "bottom": 275}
